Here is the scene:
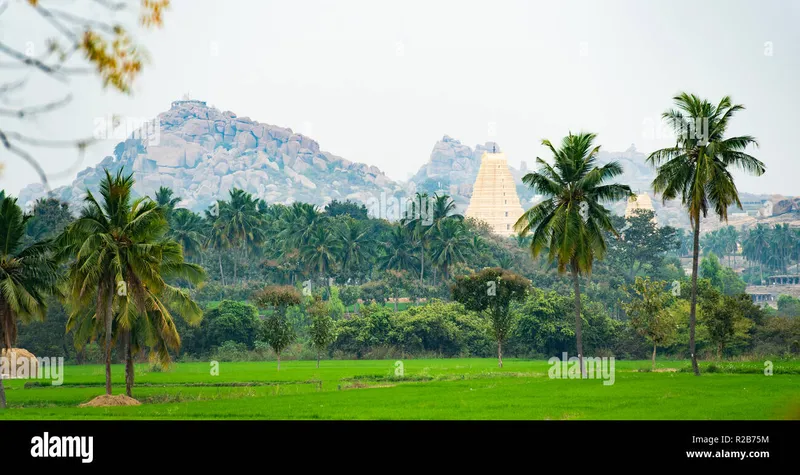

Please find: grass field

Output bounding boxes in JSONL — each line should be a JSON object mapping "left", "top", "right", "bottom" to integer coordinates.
{"left": 1, "top": 359, "right": 798, "bottom": 420}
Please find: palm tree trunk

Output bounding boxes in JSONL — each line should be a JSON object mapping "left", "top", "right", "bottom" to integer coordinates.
{"left": 420, "top": 242, "right": 425, "bottom": 285}
{"left": 570, "top": 262, "right": 586, "bottom": 379}
{"left": 103, "top": 287, "right": 114, "bottom": 395}
{"left": 0, "top": 378, "right": 7, "bottom": 409}
{"left": 124, "top": 330, "right": 134, "bottom": 398}
{"left": 218, "top": 255, "right": 226, "bottom": 286}
{"left": 689, "top": 218, "right": 701, "bottom": 376}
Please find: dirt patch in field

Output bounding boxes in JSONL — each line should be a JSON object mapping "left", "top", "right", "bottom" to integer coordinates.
{"left": 79, "top": 394, "right": 141, "bottom": 407}
{"left": 652, "top": 368, "right": 679, "bottom": 373}
{"left": 340, "top": 381, "right": 397, "bottom": 390}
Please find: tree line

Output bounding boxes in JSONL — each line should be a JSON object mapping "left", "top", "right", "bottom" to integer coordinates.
{"left": 0, "top": 91, "right": 781, "bottom": 408}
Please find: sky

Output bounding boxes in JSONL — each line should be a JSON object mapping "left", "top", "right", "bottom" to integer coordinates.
{"left": 1, "top": 0, "right": 799, "bottom": 196}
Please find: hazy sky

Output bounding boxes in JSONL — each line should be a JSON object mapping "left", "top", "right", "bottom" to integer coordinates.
{"left": 2, "top": 0, "right": 799, "bottom": 196}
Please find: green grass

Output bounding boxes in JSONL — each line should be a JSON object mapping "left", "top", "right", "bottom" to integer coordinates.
{"left": 1, "top": 359, "right": 798, "bottom": 420}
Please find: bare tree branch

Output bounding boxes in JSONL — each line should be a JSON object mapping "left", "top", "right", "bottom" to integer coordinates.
{"left": 0, "top": 130, "right": 51, "bottom": 192}
{"left": 0, "top": 94, "right": 72, "bottom": 118}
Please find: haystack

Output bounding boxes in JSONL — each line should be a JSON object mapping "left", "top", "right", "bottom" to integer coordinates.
{"left": 79, "top": 394, "right": 141, "bottom": 407}
{"left": 0, "top": 348, "right": 39, "bottom": 379}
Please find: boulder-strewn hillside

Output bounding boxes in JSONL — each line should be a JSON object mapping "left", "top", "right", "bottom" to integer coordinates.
{"left": 19, "top": 100, "right": 402, "bottom": 212}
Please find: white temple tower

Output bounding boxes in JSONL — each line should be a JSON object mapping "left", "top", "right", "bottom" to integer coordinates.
{"left": 465, "top": 151, "right": 526, "bottom": 237}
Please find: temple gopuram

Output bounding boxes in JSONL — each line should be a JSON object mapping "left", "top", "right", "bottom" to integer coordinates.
{"left": 465, "top": 150, "right": 525, "bottom": 237}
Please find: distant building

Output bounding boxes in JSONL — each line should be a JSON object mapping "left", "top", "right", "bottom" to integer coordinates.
{"left": 624, "top": 192, "right": 657, "bottom": 223}
{"left": 465, "top": 151, "right": 526, "bottom": 237}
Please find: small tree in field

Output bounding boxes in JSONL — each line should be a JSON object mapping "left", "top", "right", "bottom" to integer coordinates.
{"left": 254, "top": 286, "right": 301, "bottom": 370}
{"left": 452, "top": 268, "right": 530, "bottom": 367}
{"left": 307, "top": 296, "right": 336, "bottom": 368}
{"left": 339, "top": 285, "right": 361, "bottom": 317}
{"left": 622, "top": 277, "right": 678, "bottom": 370}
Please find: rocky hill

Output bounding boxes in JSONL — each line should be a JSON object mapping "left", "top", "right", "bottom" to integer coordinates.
{"left": 408, "top": 135, "right": 535, "bottom": 212}
{"left": 19, "top": 100, "right": 403, "bottom": 212}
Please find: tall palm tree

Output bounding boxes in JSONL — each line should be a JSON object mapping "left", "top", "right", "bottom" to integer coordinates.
{"left": 431, "top": 193, "right": 464, "bottom": 226}
{"left": 339, "top": 220, "right": 373, "bottom": 284}
{"left": 403, "top": 192, "right": 432, "bottom": 285}
{"left": 217, "top": 189, "right": 264, "bottom": 283}
{"left": 515, "top": 132, "right": 631, "bottom": 377}
{"left": 647, "top": 93, "right": 764, "bottom": 376}
{"left": 154, "top": 186, "right": 181, "bottom": 222}
{"left": 301, "top": 226, "right": 343, "bottom": 298}
{"left": 0, "top": 195, "right": 59, "bottom": 408}
{"left": 278, "top": 202, "right": 321, "bottom": 250}
{"left": 58, "top": 169, "right": 204, "bottom": 396}
{"left": 205, "top": 202, "right": 231, "bottom": 285}
{"left": 743, "top": 224, "right": 769, "bottom": 283}
{"left": 430, "top": 219, "right": 470, "bottom": 281}
{"left": 379, "top": 225, "right": 419, "bottom": 273}
{"left": 168, "top": 208, "right": 207, "bottom": 262}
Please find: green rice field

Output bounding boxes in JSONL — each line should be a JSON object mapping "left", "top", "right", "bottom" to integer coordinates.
{"left": 1, "top": 359, "right": 798, "bottom": 420}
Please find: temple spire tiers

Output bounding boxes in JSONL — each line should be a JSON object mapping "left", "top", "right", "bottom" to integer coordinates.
{"left": 465, "top": 151, "right": 525, "bottom": 237}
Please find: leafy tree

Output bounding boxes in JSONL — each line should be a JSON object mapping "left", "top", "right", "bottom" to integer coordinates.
{"left": 307, "top": 296, "right": 336, "bottom": 367}
{"left": 360, "top": 280, "right": 389, "bottom": 306}
{"left": 384, "top": 270, "right": 409, "bottom": 312}
{"left": 0, "top": 195, "right": 59, "bottom": 408}
{"left": 452, "top": 268, "right": 530, "bottom": 367}
{"left": 647, "top": 93, "right": 765, "bottom": 375}
{"left": 254, "top": 285, "right": 302, "bottom": 370}
{"left": 700, "top": 253, "right": 746, "bottom": 295}
{"left": 203, "top": 301, "right": 262, "bottom": 351}
{"left": 777, "top": 295, "right": 800, "bottom": 318}
{"left": 611, "top": 209, "right": 679, "bottom": 280}
{"left": 24, "top": 198, "right": 73, "bottom": 243}
{"left": 514, "top": 132, "right": 631, "bottom": 376}
{"left": 622, "top": 277, "right": 679, "bottom": 370}
{"left": 339, "top": 285, "right": 361, "bottom": 316}
{"left": 261, "top": 314, "right": 295, "bottom": 371}
{"left": 324, "top": 199, "right": 369, "bottom": 220}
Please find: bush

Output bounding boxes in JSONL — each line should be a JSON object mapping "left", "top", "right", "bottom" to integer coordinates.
{"left": 210, "top": 341, "right": 251, "bottom": 362}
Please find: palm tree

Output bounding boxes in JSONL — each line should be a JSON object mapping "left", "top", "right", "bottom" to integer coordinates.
{"left": 647, "top": 93, "right": 764, "bottom": 376}
{"left": 743, "top": 224, "right": 769, "bottom": 283}
{"left": 154, "top": 186, "right": 181, "bottom": 222}
{"left": 278, "top": 202, "right": 322, "bottom": 249}
{"left": 403, "top": 192, "right": 431, "bottom": 285}
{"left": 379, "top": 225, "right": 419, "bottom": 273}
{"left": 58, "top": 169, "right": 204, "bottom": 396}
{"left": 301, "top": 226, "right": 343, "bottom": 298}
{"left": 430, "top": 219, "right": 470, "bottom": 281}
{"left": 0, "top": 195, "right": 58, "bottom": 408}
{"left": 339, "top": 220, "right": 373, "bottom": 284}
{"left": 169, "top": 209, "right": 207, "bottom": 262}
{"left": 217, "top": 189, "right": 264, "bottom": 283}
{"left": 205, "top": 202, "right": 231, "bottom": 285}
{"left": 515, "top": 132, "right": 631, "bottom": 377}
{"left": 431, "top": 193, "right": 463, "bottom": 225}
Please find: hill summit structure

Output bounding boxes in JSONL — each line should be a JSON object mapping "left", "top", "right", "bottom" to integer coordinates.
{"left": 465, "top": 150, "right": 526, "bottom": 237}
